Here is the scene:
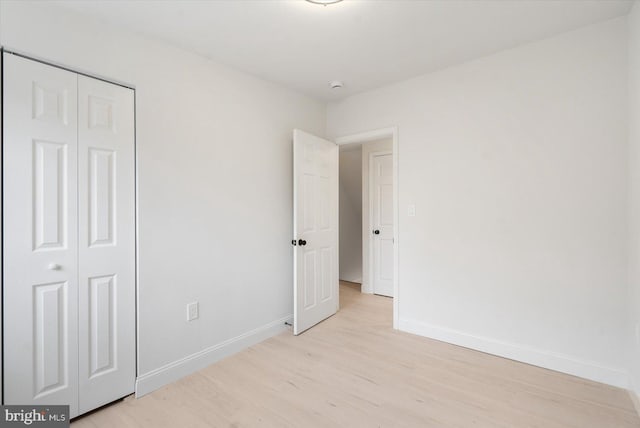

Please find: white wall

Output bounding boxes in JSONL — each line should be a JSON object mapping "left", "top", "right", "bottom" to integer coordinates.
{"left": 361, "top": 138, "right": 393, "bottom": 294}
{"left": 628, "top": 0, "right": 640, "bottom": 396}
{"left": 0, "top": 1, "right": 325, "bottom": 395}
{"left": 339, "top": 147, "right": 363, "bottom": 283}
{"left": 328, "top": 17, "right": 629, "bottom": 387}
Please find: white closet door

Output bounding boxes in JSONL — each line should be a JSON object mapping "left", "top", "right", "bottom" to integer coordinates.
{"left": 77, "top": 76, "right": 136, "bottom": 413}
{"left": 3, "top": 53, "right": 80, "bottom": 416}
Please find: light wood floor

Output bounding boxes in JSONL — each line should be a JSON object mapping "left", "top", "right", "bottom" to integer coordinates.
{"left": 73, "top": 282, "right": 640, "bottom": 427}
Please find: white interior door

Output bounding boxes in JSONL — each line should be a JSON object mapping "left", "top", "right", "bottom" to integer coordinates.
{"left": 3, "top": 53, "right": 80, "bottom": 415}
{"left": 293, "top": 129, "right": 338, "bottom": 335}
{"left": 371, "top": 152, "right": 394, "bottom": 297}
{"left": 77, "top": 76, "right": 136, "bottom": 413}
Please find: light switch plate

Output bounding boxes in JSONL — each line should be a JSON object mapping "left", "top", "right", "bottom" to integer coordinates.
{"left": 187, "top": 302, "right": 199, "bottom": 321}
{"left": 408, "top": 204, "right": 416, "bottom": 217}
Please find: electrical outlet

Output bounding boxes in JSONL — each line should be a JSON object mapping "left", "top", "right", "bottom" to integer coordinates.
{"left": 187, "top": 302, "right": 199, "bottom": 321}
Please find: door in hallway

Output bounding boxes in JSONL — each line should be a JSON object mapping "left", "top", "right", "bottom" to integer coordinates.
{"left": 371, "top": 153, "right": 394, "bottom": 297}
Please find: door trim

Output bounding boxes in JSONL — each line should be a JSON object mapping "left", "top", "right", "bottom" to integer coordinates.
{"left": 335, "top": 127, "right": 399, "bottom": 329}
{"left": 1, "top": 47, "right": 136, "bottom": 90}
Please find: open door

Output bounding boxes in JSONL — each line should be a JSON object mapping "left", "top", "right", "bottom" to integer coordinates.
{"left": 293, "top": 129, "right": 338, "bottom": 335}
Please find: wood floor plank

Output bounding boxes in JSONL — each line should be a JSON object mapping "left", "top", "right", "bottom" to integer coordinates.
{"left": 72, "top": 282, "right": 640, "bottom": 427}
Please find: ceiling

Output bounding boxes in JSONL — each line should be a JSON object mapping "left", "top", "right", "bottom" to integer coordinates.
{"left": 53, "top": 0, "right": 633, "bottom": 101}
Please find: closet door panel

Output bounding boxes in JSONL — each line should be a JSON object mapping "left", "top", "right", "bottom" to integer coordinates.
{"left": 77, "top": 76, "right": 136, "bottom": 413}
{"left": 3, "top": 53, "right": 79, "bottom": 417}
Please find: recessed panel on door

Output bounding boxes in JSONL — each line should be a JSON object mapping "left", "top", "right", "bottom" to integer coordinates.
{"left": 88, "top": 274, "right": 117, "bottom": 378}
{"left": 33, "top": 281, "right": 70, "bottom": 398}
{"left": 318, "top": 176, "right": 331, "bottom": 231}
{"left": 89, "top": 148, "right": 116, "bottom": 247}
{"left": 33, "top": 140, "right": 69, "bottom": 250}
{"left": 32, "top": 82, "right": 69, "bottom": 125}
{"left": 303, "top": 174, "right": 316, "bottom": 232}
{"left": 320, "top": 247, "right": 332, "bottom": 302}
{"left": 304, "top": 251, "right": 317, "bottom": 309}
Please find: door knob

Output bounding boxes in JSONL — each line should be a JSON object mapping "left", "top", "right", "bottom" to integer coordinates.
{"left": 298, "top": 239, "right": 307, "bottom": 246}
{"left": 373, "top": 230, "right": 380, "bottom": 235}
{"left": 47, "top": 263, "right": 62, "bottom": 271}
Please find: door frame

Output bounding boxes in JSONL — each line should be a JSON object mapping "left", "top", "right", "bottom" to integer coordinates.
{"left": 0, "top": 49, "right": 139, "bottom": 404}
{"left": 335, "top": 127, "right": 399, "bottom": 329}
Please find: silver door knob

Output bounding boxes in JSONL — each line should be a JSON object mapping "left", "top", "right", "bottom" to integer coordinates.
{"left": 47, "top": 263, "right": 62, "bottom": 271}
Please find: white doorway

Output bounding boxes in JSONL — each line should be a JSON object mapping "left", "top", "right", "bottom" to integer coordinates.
{"left": 338, "top": 146, "right": 363, "bottom": 285}
{"left": 336, "top": 128, "right": 399, "bottom": 328}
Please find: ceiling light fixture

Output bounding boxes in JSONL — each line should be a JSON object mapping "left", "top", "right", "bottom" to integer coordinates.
{"left": 306, "top": 0, "right": 343, "bottom": 5}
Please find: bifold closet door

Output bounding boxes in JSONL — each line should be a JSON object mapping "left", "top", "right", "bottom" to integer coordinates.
{"left": 77, "top": 76, "right": 136, "bottom": 414}
{"left": 3, "top": 54, "right": 80, "bottom": 416}
{"left": 3, "top": 53, "right": 135, "bottom": 417}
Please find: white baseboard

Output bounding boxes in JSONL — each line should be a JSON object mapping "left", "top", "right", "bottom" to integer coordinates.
{"left": 398, "top": 318, "right": 628, "bottom": 389}
{"left": 135, "top": 315, "right": 292, "bottom": 397}
{"left": 339, "top": 276, "right": 363, "bottom": 284}
{"left": 361, "top": 281, "right": 372, "bottom": 294}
